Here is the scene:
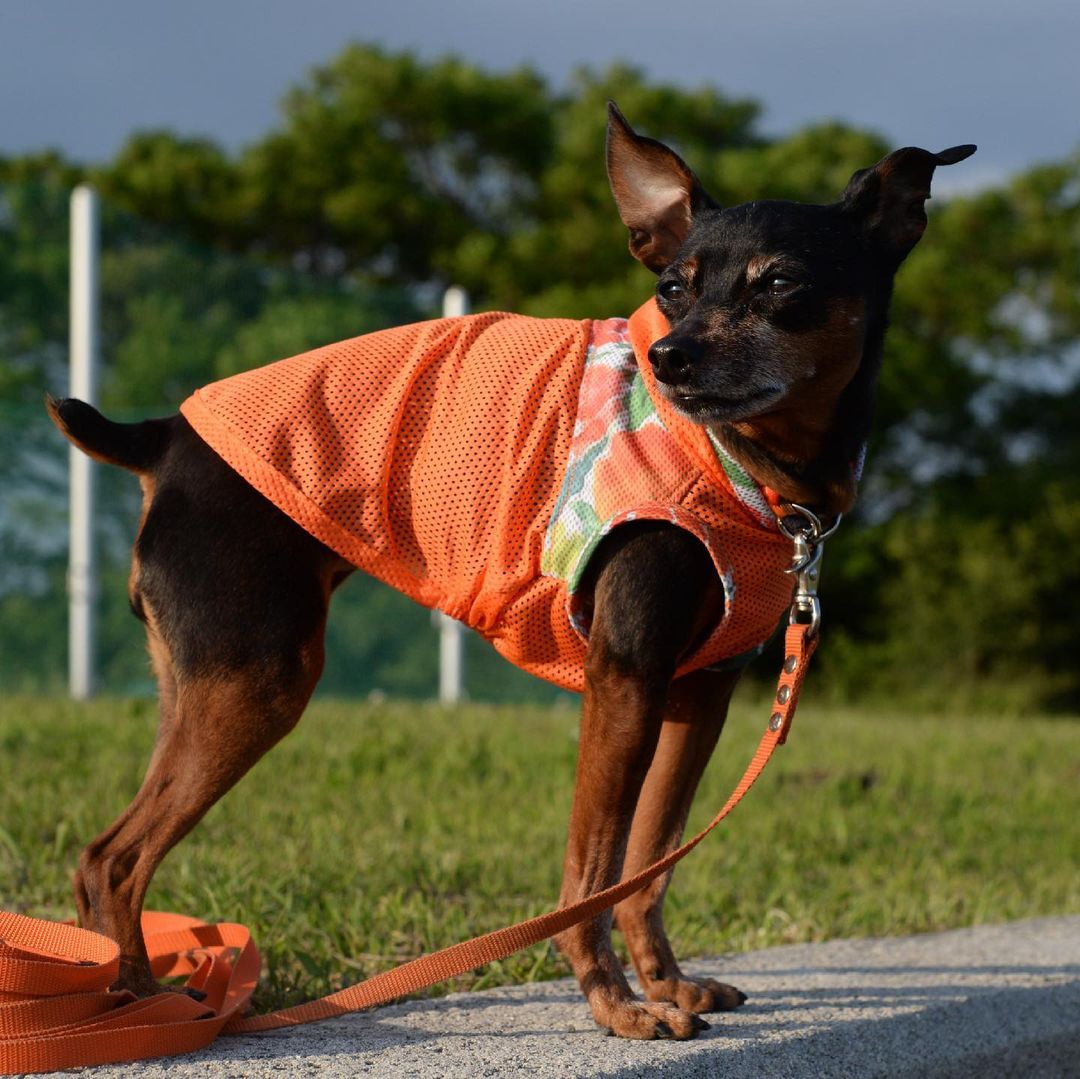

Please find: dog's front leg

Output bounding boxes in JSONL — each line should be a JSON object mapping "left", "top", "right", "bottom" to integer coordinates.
{"left": 556, "top": 638, "right": 676, "bottom": 1038}
{"left": 555, "top": 523, "right": 723, "bottom": 1040}
{"left": 614, "top": 666, "right": 748, "bottom": 1015}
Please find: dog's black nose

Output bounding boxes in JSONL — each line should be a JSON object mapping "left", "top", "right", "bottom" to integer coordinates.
{"left": 648, "top": 340, "right": 695, "bottom": 385}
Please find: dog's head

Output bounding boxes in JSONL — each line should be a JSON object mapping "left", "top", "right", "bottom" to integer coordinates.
{"left": 606, "top": 103, "right": 975, "bottom": 435}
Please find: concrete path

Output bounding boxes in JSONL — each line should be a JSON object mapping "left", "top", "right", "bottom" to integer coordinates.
{"left": 37, "top": 915, "right": 1079, "bottom": 1078}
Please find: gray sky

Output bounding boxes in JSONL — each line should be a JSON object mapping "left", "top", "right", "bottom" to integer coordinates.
{"left": 2, "top": 0, "right": 1078, "bottom": 192}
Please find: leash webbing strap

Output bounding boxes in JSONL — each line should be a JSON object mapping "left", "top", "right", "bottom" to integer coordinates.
{"left": 0, "top": 623, "right": 815, "bottom": 1074}
{"left": 0, "top": 913, "right": 260, "bottom": 1074}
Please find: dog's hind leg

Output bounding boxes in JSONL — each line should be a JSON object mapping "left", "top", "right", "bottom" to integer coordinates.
{"left": 71, "top": 630, "right": 180, "bottom": 931}
{"left": 75, "top": 636, "right": 325, "bottom": 995}
{"left": 613, "top": 666, "right": 748, "bottom": 1015}
{"left": 72, "top": 421, "right": 348, "bottom": 995}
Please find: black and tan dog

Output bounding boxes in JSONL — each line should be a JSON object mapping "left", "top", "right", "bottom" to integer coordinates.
{"left": 48, "top": 105, "right": 973, "bottom": 1040}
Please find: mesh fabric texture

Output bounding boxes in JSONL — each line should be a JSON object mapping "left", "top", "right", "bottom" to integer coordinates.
{"left": 180, "top": 300, "right": 793, "bottom": 691}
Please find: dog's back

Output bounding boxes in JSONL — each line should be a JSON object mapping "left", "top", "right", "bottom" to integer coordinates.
{"left": 181, "top": 311, "right": 589, "bottom": 630}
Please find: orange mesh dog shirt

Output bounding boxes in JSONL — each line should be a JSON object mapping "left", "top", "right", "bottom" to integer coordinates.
{"left": 180, "top": 300, "right": 794, "bottom": 691}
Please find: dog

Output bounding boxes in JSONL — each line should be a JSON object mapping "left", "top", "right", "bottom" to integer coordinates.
{"left": 48, "top": 104, "right": 973, "bottom": 1041}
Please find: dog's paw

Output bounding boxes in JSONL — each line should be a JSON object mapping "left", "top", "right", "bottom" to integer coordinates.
{"left": 643, "top": 974, "right": 747, "bottom": 1013}
{"left": 597, "top": 999, "right": 709, "bottom": 1040}
{"left": 111, "top": 961, "right": 208, "bottom": 1003}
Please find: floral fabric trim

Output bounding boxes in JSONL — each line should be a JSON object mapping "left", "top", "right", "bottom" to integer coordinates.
{"left": 540, "top": 318, "right": 662, "bottom": 591}
{"left": 705, "top": 429, "right": 778, "bottom": 530}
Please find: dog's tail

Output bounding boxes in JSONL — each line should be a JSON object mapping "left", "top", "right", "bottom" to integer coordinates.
{"left": 46, "top": 396, "right": 169, "bottom": 474}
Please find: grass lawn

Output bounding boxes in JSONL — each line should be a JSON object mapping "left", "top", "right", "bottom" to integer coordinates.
{"left": 1, "top": 692, "right": 1078, "bottom": 1012}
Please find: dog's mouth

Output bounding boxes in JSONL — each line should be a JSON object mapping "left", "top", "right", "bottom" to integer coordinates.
{"left": 664, "top": 385, "right": 785, "bottom": 423}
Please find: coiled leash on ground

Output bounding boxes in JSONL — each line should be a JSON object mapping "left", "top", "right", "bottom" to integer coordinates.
{"left": 0, "top": 511, "right": 832, "bottom": 1075}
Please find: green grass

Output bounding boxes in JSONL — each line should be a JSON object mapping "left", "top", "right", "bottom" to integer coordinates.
{"left": 2, "top": 692, "right": 1078, "bottom": 1012}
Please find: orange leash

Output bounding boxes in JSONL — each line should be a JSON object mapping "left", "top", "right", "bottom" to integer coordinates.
{"left": 0, "top": 622, "right": 816, "bottom": 1074}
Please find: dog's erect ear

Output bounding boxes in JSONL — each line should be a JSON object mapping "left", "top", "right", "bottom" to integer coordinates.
{"left": 842, "top": 144, "right": 976, "bottom": 263}
{"left": 606, "top": 102, "right": 715, "bottom": 273}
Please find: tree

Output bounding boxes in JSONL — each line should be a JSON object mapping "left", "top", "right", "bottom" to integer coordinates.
{"left": 862, "top": 155, "right": 1080, "bottom": 513}
{"left": 3, "top": 44, "right": 1078, "bottom": 707}
{"left": 0, "top": 154, "right": 83, "bottom": 403}
{"left": 231, "top": 44, "right": 553, "bottom": 281}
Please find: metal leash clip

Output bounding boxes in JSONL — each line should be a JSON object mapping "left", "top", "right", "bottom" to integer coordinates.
{"left": 778, "top": 504, "right": 841, "bottom": 637}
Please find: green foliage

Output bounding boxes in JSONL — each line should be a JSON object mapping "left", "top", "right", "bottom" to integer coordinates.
{"left": 230, "top": 44, "right": 553, "bottom": 282}
{"left": 1, "top": 41, "right": 1078, "bottom": 707}
{"left": 97, "top": 133, "right": 239, "bottom": 250}
{"left": 2, "top": 695, "right": 1076, "bottom": 1008}
{"left": 0, "top": 162, "right": 77, "bottom": 401}
{"left": 215, "top": 289, "right": 418, "bottom": 379}
{"left": 873, "top": 155, "right": 1080, "bottom": 503}
{"left": 822, "top": 486, "right": 1080, "bottom": 711}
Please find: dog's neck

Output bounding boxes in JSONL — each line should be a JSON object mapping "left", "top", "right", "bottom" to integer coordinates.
{"left": 711, "top": 419, "right": 858, "bottom": 515}
{"left": 709, "top": 312, "right": 888, "bottom": 517}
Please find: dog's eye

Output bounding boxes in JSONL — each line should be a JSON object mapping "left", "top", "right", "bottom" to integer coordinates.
{"left": 657, "top": 280, "right": 685, "bottom": 302}
{"left": 766, "top": 275, "right": 799, "bottom": 293}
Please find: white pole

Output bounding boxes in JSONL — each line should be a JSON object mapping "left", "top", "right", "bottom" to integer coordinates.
{"left": 435, "top": 286, "right": 469, "bottom": 704}
{"left": 69, "top": 185, "right": 100, "bottom": 700}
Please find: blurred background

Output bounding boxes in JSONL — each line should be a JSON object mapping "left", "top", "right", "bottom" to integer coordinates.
{"left": 2, "top": 0, "right": 1078, "bottom": 711}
